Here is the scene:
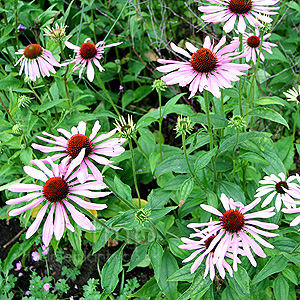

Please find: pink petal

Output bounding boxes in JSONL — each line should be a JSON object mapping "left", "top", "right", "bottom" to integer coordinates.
{"left": 42, "top": 204, "right": 55, "bottom": 247}
{"left": 68, "top": 195, "right": 108, "bottom": 210}
{"left": 9, "top": 183, "right": 43, "bottom": 193}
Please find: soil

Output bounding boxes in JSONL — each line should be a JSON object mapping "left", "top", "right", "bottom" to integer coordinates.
{"left": 0, "top": 218, "right": 154, "bottom": 299}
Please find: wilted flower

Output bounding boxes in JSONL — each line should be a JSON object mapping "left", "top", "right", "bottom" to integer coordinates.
{"left": 283, "top": 86, "right": 300, "bottom": 103}
{"left": 152, "top": 79, "right": 167, "bottom": 92}
{"left": 114, "top": 115, "right": 136, "bottom": 139}
{"left": 12, "top": 123, "right": 23, "bottom": 134}
{"left": 63, "top": 38, "right": 122, "bottom": 82}
{"left": 255, "top": 173, "right": 300, "bottom": 211}
{"left": 187, "top": 194, "right": 278, "bottom": 275}
{"left": 157, "top": 36, "right": 250, "bottom": 99}
{"left": 32, "top": 121, "right": 126, "bottom": 183}
{"left": 230, "top": 27, "right": 277, "bottom": 63}
{"left": 175, "top": 115, "right": 193, "bottom": 135}
{"left": 44, "top": 23, "right": 70, "bottom": 41}
{"left": 15, "top": 44, "right": 60, "bottom": 81}
{"left": 6, "top": 158, "right": 109, "bottom": 247}
{"left": 198, "top": 0, "right": 280, "bottom": 33}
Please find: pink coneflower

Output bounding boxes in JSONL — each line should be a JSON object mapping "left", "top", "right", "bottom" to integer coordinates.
{"left": 179, "top": 227, "right": 244, "bottom": 279}
{"left": 32, "top": 121, "right": 126, "bottom": 183}
{"left": 63, "top": 38, "right": 122, "bottom": 82}
{"left": 157, "top": 36, "right": 250, "bottom": 98}
{"left": 187, "top": 194, "right": 278, "bottom": 273}
{"left": 6, "top": 158, "right": 109, "bottom": 247}
{"left": 15, "top": 44, "right": 60, "bottom": 81}
{"left": 198, "top": 0, "right": 280, "bottom": 33}
{"left": 230, "top": 28, "right": 277, "bottom": 63}
{"left": 255, "top": 173, "right": 300, "bottom": 212}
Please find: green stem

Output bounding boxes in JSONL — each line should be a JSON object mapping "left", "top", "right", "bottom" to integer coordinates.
{"left": 220, "top": 89, "right": 224, "bottom": 139}
{"left": 95, "top": 71, "right": 121, "bottom": 118}
{"left": 291, "top": 240, "right": 300, "bottom": 254}
{"left": 103, "top": 0, "right": 130, "bottom": 41}
{"left": 129, "top": 139, "right": 141, "bottom": 208}
{"left": 28, "top": 82, "right": 43, "bottom": 104}
{"left": 41, "top": 77, "right": 59, "bottom": 120}
{"left": 158, "top": 90, "right": 163, "bottom": 162}
{"left": 273, "top": 0, "right": 287, "bottom": 26}
{"left": 103, "top": 177, "right": 137, "bottom": 210}
{"left": 245, "top": 34, "right": 264, "bottom": 120}
{"left": 133, "top": 136, "right": 150, "bottom": 165}
{"left": 238, "top": 33, "right": 243, "bottom": 116}
{"left": 204, "top": 90, "right": 213, "bottom": 150}
{"left": 27, "top": 106, "right": 53, "bottom": 133}
{"left": 231, "top": 129, "right": 240, "bottom": 181}
{"left": 59, "top": 41, "right": 72, "bottom": 111}
{"left": 292, "top": 105, "right": 300, "bottom": 142}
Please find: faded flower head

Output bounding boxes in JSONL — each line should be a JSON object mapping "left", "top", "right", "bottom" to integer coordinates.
{"left": 114, "top": 115, "right": 136, "bottom": 139}
{"left": 283, "top": 86, "right": 300, "bottom": 104}
{"left": 228, "top": 115, "right": 246, "bottom": 130}
{"left": 44, "top": 23, "right": 70, "bottom": 41}
{"left": 12, "top": 123, "right": 23, "bottom": 134}
{"left": 175, "top": 115, "right": 193, "bottom": 135}
{"left": 18, "top": 95, "right": 32, "bottom": 108}
{"left": 135, "top": 208, "right": 152, "bottom": 226}
{"left": 152, "top": 79, "right": 167, "bottom": 92}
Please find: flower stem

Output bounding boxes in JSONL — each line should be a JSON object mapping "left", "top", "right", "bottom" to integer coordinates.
{"left": 245, "top": 35, "right": 264, "bottom": 120}
{"left": 231, "top": 129, "right": 240, "bottom": 181}
{"left": 220, "top": 89, "right": 224, "bottom": 139}
{"left": 95, "top": 71, "right": 121, "bottom": 118}
{"left": 204, "top": 90, "right": 213, "bottom": 150}
{"left": 41, "top": 76, "right": 59, "bottom": 120}
{"left": 238, "top": 33, "right": 243, "bottom": 116}
{"left": 133, "top": 136, "right": 150, "bottom": 165}
{"left": 28, "top": 82, "right": 43, "bottom": 104}
{"left": 158, "top": 89, "right": 163, "bottom": 162}
{"left": 129, "top": 139, "right": 141, "bottom": 208}
{"left": 59, "top": 41, "right": 72, "bottom": 112}
{"left": 292, "top": 105, "right": 300, "bottom": 142}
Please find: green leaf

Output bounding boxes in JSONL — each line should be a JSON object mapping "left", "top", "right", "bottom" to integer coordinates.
{"left": 35, "top": 98, "right": 66, "bottom": 112}
{"left": 156, "top": 155, "right": 195, "bottom": 176}
{"left": 191, "top": 114, "right": 228, "bottom": 129}
{"left": 20, "top": 148, "right": 33, "bottom": 165}
{"left": 129, "top": 277, "right": 160, "bottom": 297}
{"left": 177, "top": 268, "right": 212, "bottom": 300}
{"left": 3, "top": 235, "right": 36, "bottom": 275}
{"left": 180, "top": 178, "right": 194, "bottom": 202}
{"left": 167, "top": 263, "right": 195, "bottom": 282}
{"left": 252, "top": 255, "right": 288, "bottom": 284}
{"left": 149, "top": 241, "right": 163, "bottom": 280}
{"left": 150, "top": 207, "right": 177, "bottom": 221}
{"left": 282, "top": 253, "right": 300, "bottom": 267}
{"left": 128, "top": 243, "right": 149, "bottom": 272}
{"left": 219, "top": 132, "right": 270, "bottom": 153}
{"left": 227, "top": 266, "right": 250, "bottom": 297}
{"left": 218, "top": 181, "right": 246, "bottom": 204}
{"left": 282, "top": 267, "right": 298, "bottom": 285}
{"left": 0, "top": 178, "right": 24, "bottom": 192}
{"left": 92, "top": 220, "right": 114, "bottom": 254}
{"left": 67, "top": 227, "right": 84, "bottom": 268}
{"left": 273, "top": 275, "right": 289, "bottom": 300}
{"left": 194, "top": 148, "right": 217, "bottom": 170}
{"left": 221, "top": 287, "right": 242, "bottom": 300}
{"left": 101, "top": 244, "right": 125, "bottom": 294}
{"left": 168, "top": 238, "right": 190, "bottom": 259}
{"left": 159, "top": 250, "right": 178, "bottom": 300}
{"left": 163, "top": 93, "right": 186, "bottom": 116}
{"left": 247, "top": 107, "right": 289, "bottom": 129}
{"left": 114, "top": 176, "right": 132, "bottom": 204}
{"left": 239, "top": 152, "right": 270, "bottom": 165}
{"left": 254, "top": 97, "right": 285, "bottom": 106}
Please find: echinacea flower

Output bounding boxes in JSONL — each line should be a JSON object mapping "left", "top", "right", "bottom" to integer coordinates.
{"left": 32, "top": 121, "right": 126, "bottom": 183}
{"left": 230, "top": 27, "right": 277, "bottom": 63}
{"left": 15, "top": 44, "right": 60, "bottom": 81}
{"left": 179, "top": 227, "right": 244, "bottom": 280}
{"left": 6, "top": 158, "right": 109, "bottom": 247}
{"left": 63, "top": 38, "right": 122, "bottom": 82}
{"left": 114, "top": 115, "right": 136, "bottom": 139}
{"left": 187, "top": 194, "right": 278, "bottom": 275}
{"left": 255, "top": 173, "right": 300, "bottom": 212}
{"left": 283, "top": 86, "right": 300, "bottom": 103}
{"left": 157, "top": 36, "right": 250, "bottom": 98}
{"left": 198, "top": 0, "right": 280, "bottom": 33}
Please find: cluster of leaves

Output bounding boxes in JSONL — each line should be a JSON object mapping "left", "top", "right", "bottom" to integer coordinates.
{"left": 0, "top": 0, "right": 300, "bottom": 299}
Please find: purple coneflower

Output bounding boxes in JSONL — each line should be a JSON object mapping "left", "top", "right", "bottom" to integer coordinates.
{"left": 186, "top": 194, "right": 278, "bottom": 273}
{"left": 32, "top": 121, "right": 126, "bottom": 183}
{"left": 157, "top": 36, "right": 250, "bottom": 98}
{"left": 230, "top": 27, "right": 277, "bottom": 63}
{"left": 63, "top": 38, "right": 122, "bottom": 82}
{"left": 198, "top": 0, "right": 280, "bottom": 33}
{"left": 15, "top": 44, "right": 60, "bottom": 81}
{"left": 179, "top": 227, "right": 244, "bottom": 279}
{"left": 255, "top": 173, "right": 300, "bottom": 212}
{"left": 6, "top": 158, "right": 109, "bottom": 247}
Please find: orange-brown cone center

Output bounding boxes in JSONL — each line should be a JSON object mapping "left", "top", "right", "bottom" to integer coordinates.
{"left": 66, "top": 134, "right": 93, "bottom": 159}
{"left": 190, "top": 48, "right": 218, "bottom": 73}
{"left": 228, "top": 0, "right": 252, "bottom": 14}
{"left": 24, "top": 44, "right": 43, "bottom": 59}
{"left": 43, "top": 177, "right": 69, "bottom": 202}
{"left": 221, "top": 209, "right": 245, "bottom": 233}
{"left": 247, "top": 35, "right": 260, "bottom": 48}
{"left": 80, "top": 42, "right": 97, "bottom": 59}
